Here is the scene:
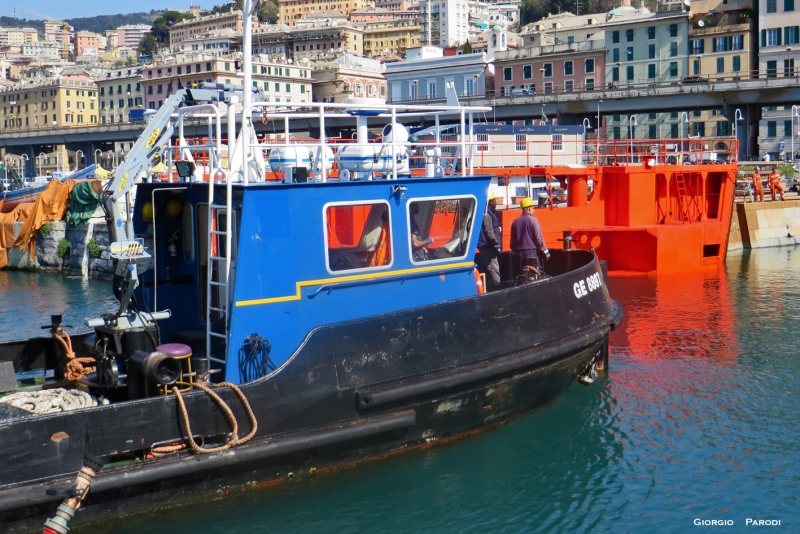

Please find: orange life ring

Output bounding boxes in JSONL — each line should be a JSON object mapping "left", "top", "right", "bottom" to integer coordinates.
{"left": 474, "top": 268, "right": 485, "bottom": 295}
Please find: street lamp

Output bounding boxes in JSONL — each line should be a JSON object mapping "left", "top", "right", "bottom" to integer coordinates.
{"left": 20, "top": 154, "right": 29, "bottom": 178}
{"left": 75, "top": 150, "right": 84, "bottom": 171}
{"left": 734, "top": 108, "right": 744, "bottom": 161}
{"left": 597, "top": 99, "right": 603, "bottom": 162}
{"left": 38, "top": 152, "right": 46, "bottom": 177}
{"left": 94, "top": 149, "right": 102, "bottom": 168}
{"left": 792, "top": 105, "right": 800, "bottom": 162}
{"left": 107, "top": 150, "right": 116, "bottom": 169}
{"left": 629, "top": 115, "right": 637, "bottom": 140}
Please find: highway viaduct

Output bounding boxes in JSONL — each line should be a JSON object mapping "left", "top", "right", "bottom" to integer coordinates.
{"left": 3, "top": 76, "right": 800, "bottom": 173}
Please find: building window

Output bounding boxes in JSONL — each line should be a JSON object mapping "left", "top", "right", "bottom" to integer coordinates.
{"left": 670, "top": 42, "right": 677, "bottom": 57}
{"left": 786, "top": 59, "right": 795, "bottom": 76}
{"left": 626, "top": 29, "right": 634, "bottom": 42}
{"left": 543, "top": 81, "right": 553, "bottom": 93}
{"left": 787, "top": 0, "right": 796, "bottom": 10}
{"left": 648, "top": 44, "right": 655, "bottom": 59}
{"left": 504, "top": 67, "right": 512, "bottom": 81}
{"left": 768, "top": 121, "right": 777, "bottom": 137}
{"left": 732, "top": 35, "right": 744, "bottom": 50}
{"left": 626, "top": 65, "right": 634, "bottom": 81}
{"left": 669, "top": 24, "right": 678, "bottom": 37}
{"left": 767, "top": 60, "right": 778, "bottom": 78}
{"left": 647, "top": 27, "right": 655, "bottom": 39}
{"left": 785, "top": 120, "right": 793, "bottom": 136}
{"left": 543, "top": 63, "right": 552, "bottom": 77}
{"left": 552, "top": 134, "right": 563, "bottom": 152}
{"left": 627, "top": 47, "right": 633, "bottom": 61}
{"left": 670, "top": 123, "right": 679, "bottom": 138}
{"left": 693, "top": 59, "right": 700, "bottom": 75}
{"left": 786, "top": 26, "right": 800, "bottom": 45}
{"left": 648, "top": 124, "right": 656, "bottom": 138}
{"left": 523, "top": 65, "right": 532, "bottom": 79}
{"left": 648, "top": 64, "right": 656, "bottom": 79}
{"left": 476, "top": 134, "right": 489, "bottom": 152}
{"left": 465, "top": 78, "right": 475, "bottom": 96}
{"left": 612, "top": 30, "right": 619, "bottom": 44}
{"left": 692, "top": 39, "right": 704, "bottom": 54}
{"left": 515, "top": 134, "right": 526, "bottom": 151}
{"left": 612, "top": 48, "right": 620, "bottom": 62}
{"left": 613, "top": 126, "right": 621, "bottom": 139}
{"left": 693, "top": 122, "right": 705, "bottom": 137}
{"left": 325, "top": 201, "right": 392, "bottom": 272}
{"left": 612, "top": 67, "right": 619, "bottom": 82}
{"left": 586, "top": 78, "right": 594, "bottom": 90}
{"left": 564, "top": 80, "right": 574, "bottom": 92}
{"left": 733, "top": 56, "right": 741, "bottom": 72}
{"left": 717, "top": 57, "right": 725, "bottom": 73}
{"left": 564, "top": 61, "right": 573, "bottom": 75}
{"left": 767, "top": 29, "right": 781, "bottom": 47}
{"left": 670, "top": 62, "right": 678, "bottom": 77}
{"left": 407, "top": 197, "right": 475, "bottom": 264}
{"left": 585, "top": 58, "right": 594, "bottom": 73}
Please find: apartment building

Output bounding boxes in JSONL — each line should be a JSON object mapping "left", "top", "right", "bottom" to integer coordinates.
{"left": 73, "top": 31, "right": 101, "bottom": 58}
{"left": 141, "top": 54, "right": 312, "bottom": 111}
{"left": 312, "top": 53, "right": 387, "bottom": 102}
{"left": 96, "top": 67, "right": 144, "bottom": 124}
{"left": 494, "top": 38, "right": 606, "bottom": 96}
{"left": 278, "top": 0, "right": 374, "bottom": 26}
{"left": 0, "top": 27, "right": 38, "bottom": 46}
{"left": 235, "top": 25, "right": 365, "bottom": 60}
{"left": 689, "top": 12, "right": 754, "bottom": 80}
{"left": 180, "top": 28, "right": 238, "bottom": 56}
{"left": 417, "top": 0, "right": 488, "bottom": 47}
{"left": 360, "top": 18, "right": 421, "bottom": 57}
{"left": 384, "top": 45, "right": 492, "bottom": 101}
{"left": 349, "top": 7, "right": 418, "bottom": 22}
{"left": 115, "top": 25, "right": 151, "bottom": 48}
{"left": 603, "top": 9, "right": 689, "bottom": 88}
{"left": 170, "top": 11, "right": 258, "bottom": 50}
{"left": 0, "top": 76, "right": 98, "bottom": 132}
{"left": 21, "top": 42, "right": 61, "bottom": 59}
{"left": 521, "top": 12, "right": 605, "bottom": 48}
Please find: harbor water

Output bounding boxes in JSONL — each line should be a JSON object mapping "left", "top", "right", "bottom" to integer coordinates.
{"left": 2, "top": 247, "right": 799, "bottom": 532}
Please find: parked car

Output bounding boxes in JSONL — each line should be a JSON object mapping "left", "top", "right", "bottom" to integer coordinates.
{"left": 734, "top": 180, "right": 754, "bottom": 202}
{"left": 511, "top": 88, "right": 533, "bottom": 96}
{"left": 682, "top": 76, "right": 708, "bottom": 84}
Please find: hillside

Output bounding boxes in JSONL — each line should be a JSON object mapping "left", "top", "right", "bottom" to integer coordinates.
{"left": 0, "top": 11, "right": 161, "bottom": 36}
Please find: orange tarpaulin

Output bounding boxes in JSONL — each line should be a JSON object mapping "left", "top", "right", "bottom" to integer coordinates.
{"left": 0, "top": 179, "right": 81, "bottom": 269}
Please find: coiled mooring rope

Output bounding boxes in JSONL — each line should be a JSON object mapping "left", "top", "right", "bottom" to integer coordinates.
{"left": 2, "top": 388, "right": 97, "bottom": 414}
{"left": 51, "top": 330, "right": 95, "bottom": 381}
{"left": 171, "top": 382, "right": 257, "bottom": 454}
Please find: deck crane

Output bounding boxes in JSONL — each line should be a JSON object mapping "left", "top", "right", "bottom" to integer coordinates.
{"left": 93, "top": 82, "right": 261, "bottom": 332}
{"left": 19, "top": 8, "right": 72, "bottom": 60}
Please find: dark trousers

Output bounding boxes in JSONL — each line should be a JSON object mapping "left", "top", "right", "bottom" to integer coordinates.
{"left": 512, "top": 250, "right": 540, "bottom": 278}
{"left": 478, "top": 246, "right": 501, "bottom": 285}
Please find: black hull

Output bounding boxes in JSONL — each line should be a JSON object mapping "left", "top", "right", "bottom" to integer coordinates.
{"left": 0, "top": 251, "right": 621, "bottom": 532}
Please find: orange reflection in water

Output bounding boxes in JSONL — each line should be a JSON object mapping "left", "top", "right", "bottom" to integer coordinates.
{"left": 608, "top": 266, "right": 740, "bottom": 363}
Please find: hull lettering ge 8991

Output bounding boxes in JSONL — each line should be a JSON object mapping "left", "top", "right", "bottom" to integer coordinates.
{"left": 574, "top": 272, "right": 603, "bottom": 299}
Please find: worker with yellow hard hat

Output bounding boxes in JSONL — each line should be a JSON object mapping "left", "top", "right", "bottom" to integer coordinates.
{"left": 510, "top": 197, "right": 549, "bottom": 277}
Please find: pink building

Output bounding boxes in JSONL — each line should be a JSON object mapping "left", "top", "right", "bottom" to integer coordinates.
{"left": 493, "top": 40, "right": 606, "bottom": 96}
{"left": 73, "top": 31, "right": 100, "bottom": 57}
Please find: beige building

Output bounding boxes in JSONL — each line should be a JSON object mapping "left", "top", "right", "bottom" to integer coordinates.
{"left": 142, "top": 54, "right": 312, "bottom": 111}
{"left": 0, "top": 75, "right": 98, "bottom": 132}
{"left": 239, "top": 25, "right": 365, "bottom": 60}
{"left": 312, "top": 53, "right": 387, "bottom": 102}
{"left": 0, "top": 27, "right": 38, "bottom": 46}
{"left": 115, "top": 25, "right": 151, "bottom": 48}
{"left": 689, "top": 13, "right": 755, "bottom": 81}
{"left": 96, "top": 67, "right": 144, "bottom": 124}
{"left": 170, "top": 10, "right": 258, "bottom": 50}
{"left": 278, "top": 0, "right": 374, "bottom": 26}
{"left": 359, "top": 18, "right": 420, "bottom": 57}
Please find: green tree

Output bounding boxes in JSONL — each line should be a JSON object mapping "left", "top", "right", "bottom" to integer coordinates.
{"left": 150, "top": 10, "right": 193, "bottom": 45}
{"left": 463, "top": 41, "right": 473, "bottom": 54}
{"left": 257, "top": 1, "right": 279, "bottom": 24}
{"left": 138, "top": 34, "right": 157, "bottom": 59}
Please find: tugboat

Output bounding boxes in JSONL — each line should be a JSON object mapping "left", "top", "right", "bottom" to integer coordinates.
{"left": 0, "top": 8, "right": 621, "bottom": 533}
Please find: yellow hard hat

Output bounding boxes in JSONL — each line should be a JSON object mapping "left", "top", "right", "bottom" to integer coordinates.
{"left": 488, "top": 191, "right": 496, "bottom": 201}
{"left": 520, "top": 197, "right": 535, "bottom": 209}
{"left": 166, "top": 198, "right": 183, "bottom": 219}
{"left": 142, "top": 201, "right": 154, "bottom": 222}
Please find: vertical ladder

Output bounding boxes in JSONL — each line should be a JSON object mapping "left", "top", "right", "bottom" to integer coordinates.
{"left": 674, "top": 172, "right": 690, "bottom": 221}
{"left": 206, "top": 170, "right": 233, "bottom": 368}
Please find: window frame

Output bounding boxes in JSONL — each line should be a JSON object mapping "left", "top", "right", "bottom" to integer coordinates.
{"left": 323, "top": 199, "right": 394, "bottom": 275}
{"left": 406, "top": 195, "right": 478, "bottom": 267}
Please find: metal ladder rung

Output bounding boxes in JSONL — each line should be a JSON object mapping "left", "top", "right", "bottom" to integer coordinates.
{"left": 210, "top": 230, "right": 228, "bottom": 235}
{"left": 209, "top": 280, "right": 227, "bottom": 287}
{"left": 208, "top": 356, "right": 227, "bottom": 364}
{"left": 209, "top": 306, "right": 226, "bottom": 312}
{"left": 208, "top": 331, "right": 227, "bottom": 339}
{"left": 210, "top": 203, "right": 229, "bottom": 210}
{"left": 210, "top": 255, "right": 228, "bottom": 261}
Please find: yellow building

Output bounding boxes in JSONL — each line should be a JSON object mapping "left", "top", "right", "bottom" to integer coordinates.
{"left": 359, "top": 18, "right": 420, "bottom": 57}
{"left": 170, "top": 10, "right": 258, "bottom": 50}
{"left": 0, "top": 75, "right": 98, "bottom": 132}
{"left": 279, "top": 0, "right": 374, "bottom": 26}
{"left": 688, "top": 16, "right": 755, "bottom": 81}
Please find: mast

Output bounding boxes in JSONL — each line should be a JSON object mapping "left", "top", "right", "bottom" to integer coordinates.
{"left": 242, "top": 0, "right": 254, "bottom": 111}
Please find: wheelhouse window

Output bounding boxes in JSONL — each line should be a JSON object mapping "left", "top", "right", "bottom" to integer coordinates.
{"left": 325, "top": 201, "right": 392, "bottom": 272}
{"left": 408, "top": 197, "right": 477, "bottom": 264}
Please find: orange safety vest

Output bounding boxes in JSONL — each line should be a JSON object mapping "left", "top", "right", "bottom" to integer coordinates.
{"left": 752, "top": 174, "right": 763, "bottom": 190}
{"left": 769, "top": 172, "right": 781, "bottom": 186}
